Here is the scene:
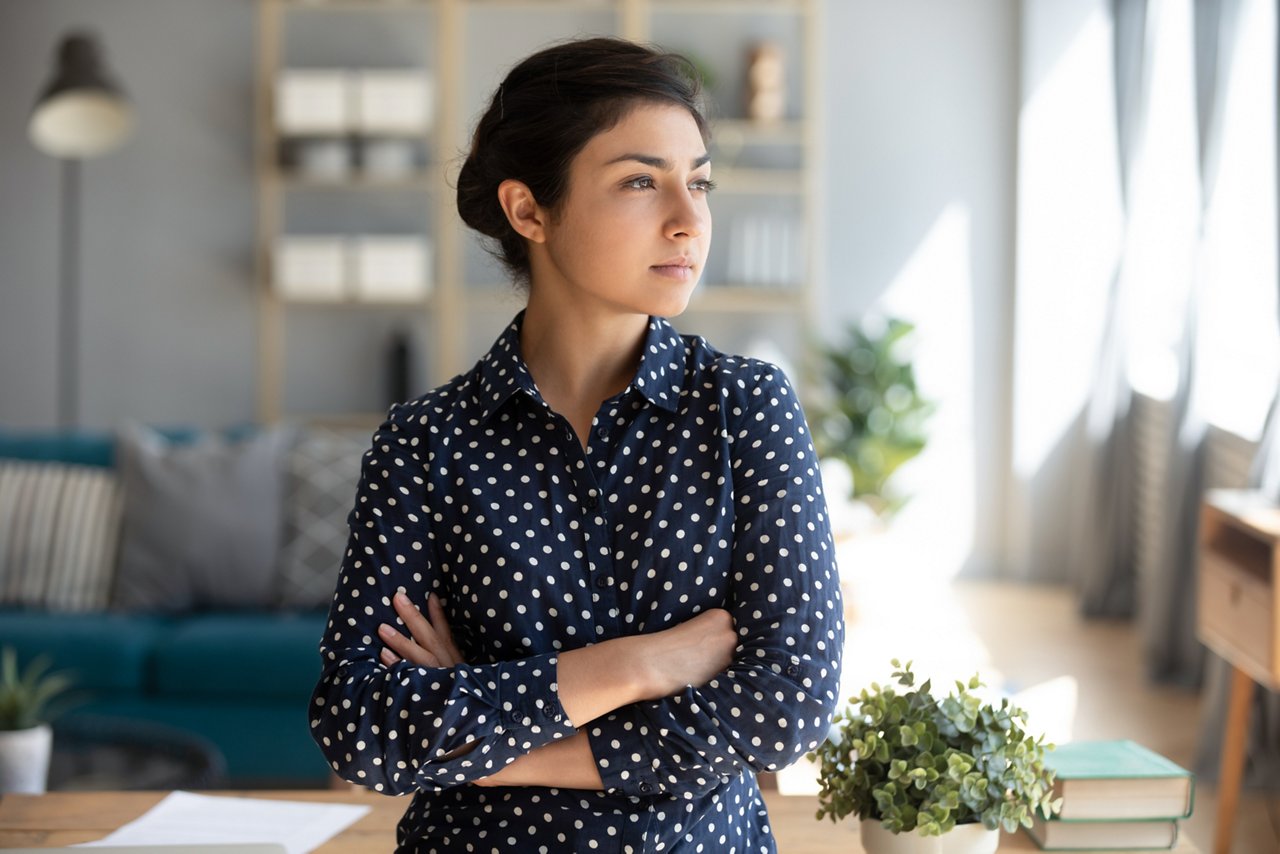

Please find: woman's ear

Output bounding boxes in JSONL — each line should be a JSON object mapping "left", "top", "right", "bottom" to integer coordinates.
{"left": 497, "top": 179, "right": 547, "bottom": 244}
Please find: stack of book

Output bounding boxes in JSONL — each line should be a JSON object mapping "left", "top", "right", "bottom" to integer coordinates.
{"left": 1027, "top": 740, "right": 1195, "bottom": 851}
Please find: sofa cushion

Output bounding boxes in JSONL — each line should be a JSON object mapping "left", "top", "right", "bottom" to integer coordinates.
{"left": 152, "top": 611, "right": 327, "bottom": 701}
{"left": 112, "top": 422, "right": 295, "bottom": 612}
{"left": 0, "top": 610, "right": 170, "bottom": 694}
{"left": 0, "top": 461, "right": 124, "bottom": 611}
{"left": 276, "top": 426, "right": 367, "bottom": 609}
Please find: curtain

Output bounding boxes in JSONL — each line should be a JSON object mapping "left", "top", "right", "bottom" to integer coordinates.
{"left": 1140, "top": 0, "right": 1244, "bottom": 686}
{"left": 1067, "top": 0, "right": 1152, "bottom": 619}
{"left": 1194, "top": 0, "right": 1280, "bottom": 788}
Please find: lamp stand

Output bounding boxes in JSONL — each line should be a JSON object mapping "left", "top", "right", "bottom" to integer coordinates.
{"left": 58, "top": 157, "right": 80, "bottom": 428}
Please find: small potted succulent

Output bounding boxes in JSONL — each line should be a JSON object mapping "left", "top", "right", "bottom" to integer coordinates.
{"left": 0, "top": 646, "right": 79, "bottom": 793}
{"left": 809, "top": 660, "right": 1061, "bottom": 854}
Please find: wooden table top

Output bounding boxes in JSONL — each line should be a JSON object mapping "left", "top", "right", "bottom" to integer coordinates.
{"left": 0, "top": 788, "right": 1187, "bottom": 852}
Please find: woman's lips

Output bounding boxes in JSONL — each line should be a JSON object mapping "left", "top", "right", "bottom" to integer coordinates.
{"left": 650, "top": 264, "right": 694, "bottom": 280}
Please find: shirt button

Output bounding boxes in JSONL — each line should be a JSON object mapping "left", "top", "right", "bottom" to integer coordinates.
{"left": 595, "top": 575, "right": 609, "bottom": 589}
{"left": 596, "top": 427, "right": 608, "bottom": 440}
{"left": 639, "top": 782, "right": 653, "bottom": 794}
{"left": 583, "top": 492, "right": 599, "bottom": 509}
{"left": 786, "top": 664, "right": 800, "bottom": 677}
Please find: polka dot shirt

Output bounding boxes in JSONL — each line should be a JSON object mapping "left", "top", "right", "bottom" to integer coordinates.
{"left": 310, "top": 312, "right": 845, "bottom": 852}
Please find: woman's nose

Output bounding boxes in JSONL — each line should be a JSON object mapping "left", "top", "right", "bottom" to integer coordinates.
{"left": 666, "top": 190, "right": 708, "bottom": 239}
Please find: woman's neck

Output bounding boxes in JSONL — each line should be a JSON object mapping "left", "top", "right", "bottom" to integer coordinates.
{"left": 520, "top": 293, "right": 648, "bottom": 441}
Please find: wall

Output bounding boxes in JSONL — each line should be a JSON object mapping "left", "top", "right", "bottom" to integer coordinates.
{"left": 0, "top": 0, "right": 259, "bottom": 430}
{"left": 820, "top": 0, "right": 1019, "bottom": 578}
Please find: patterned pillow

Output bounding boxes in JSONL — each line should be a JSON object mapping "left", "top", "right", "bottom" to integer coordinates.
{"left": 0, "top": 461, "right": 124, "bottom": 611}
{"left": 275, "top": 427, "right": 369, "bottom": 609}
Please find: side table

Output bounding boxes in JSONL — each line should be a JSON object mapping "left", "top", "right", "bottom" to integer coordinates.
{"left": 1195, "top": 489, "right": 1280, "bottom": 854}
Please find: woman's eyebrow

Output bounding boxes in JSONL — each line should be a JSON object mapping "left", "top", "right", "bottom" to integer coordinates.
{"left": 604, "top": 152, "right": 712, "bottom": 170}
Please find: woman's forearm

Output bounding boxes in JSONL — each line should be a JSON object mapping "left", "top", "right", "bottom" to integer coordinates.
{"left": 554, "top": 636, "right": 648, "bottom": 727}
{"left": 553, "top": 608, "right": 736, "bottom": 727}
{"left": 477, "top": 730, "right": 603, "bottom": 789}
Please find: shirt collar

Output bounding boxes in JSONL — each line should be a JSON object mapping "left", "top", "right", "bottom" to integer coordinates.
{"left": 474, "top": 312, "right": 687, "bottom": 423}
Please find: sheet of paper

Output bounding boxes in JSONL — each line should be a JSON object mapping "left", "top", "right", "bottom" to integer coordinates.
{"left": 75, "top": 791, "right": 372, "bottom": 854}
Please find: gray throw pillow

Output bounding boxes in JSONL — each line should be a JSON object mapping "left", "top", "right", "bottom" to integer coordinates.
{"left": 275, "top": 426, "right": 368, "bottom": 610}
{"left": 111, "top": 421, "right": 294, "bottom": 611}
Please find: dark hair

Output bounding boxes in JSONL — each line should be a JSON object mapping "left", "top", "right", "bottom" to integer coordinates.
{"left": 456, "top": 37, "right": 710, "bottom": 289}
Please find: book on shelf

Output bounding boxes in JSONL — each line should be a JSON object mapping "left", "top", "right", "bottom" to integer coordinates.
{"left": 1045, "top": 739, "right": 1194, "bottom": 821}
{"left": 1026, "top": 815, "right": 1178, "bottom": 850}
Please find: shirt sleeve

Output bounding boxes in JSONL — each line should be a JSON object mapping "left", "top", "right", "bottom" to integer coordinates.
{"left": 308, "top": 402, "right": 577, "bottom": 796}
{"left": 586, "top": 365, "right": 846, "bottom": 799}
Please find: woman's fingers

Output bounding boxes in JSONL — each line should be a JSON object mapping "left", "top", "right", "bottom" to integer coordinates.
{"left": 378, "top": 621, "right": 442, "bottom": 667}
{"left": 392, "top": 590, "right": 453, "bottom": 665}
{"left": 427, "top": 592, "right": 466, "bottom": 664}
{"left": 377, "top": 590, "right": 465, "bottom": 668}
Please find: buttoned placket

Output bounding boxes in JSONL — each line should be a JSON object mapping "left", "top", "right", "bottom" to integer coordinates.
{"left": 554, "top": 397, "right": 635, "bottom": 642}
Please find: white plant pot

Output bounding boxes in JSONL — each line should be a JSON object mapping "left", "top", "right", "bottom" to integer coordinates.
{"left": 0, "top": 723, "right": 52, "bottom": 793}
{"left": 861, "top": 819, "right": 999, "bottom": 854}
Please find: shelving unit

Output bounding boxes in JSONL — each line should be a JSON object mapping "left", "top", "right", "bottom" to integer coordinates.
{"left": 255, "top": 0, "right": 823, "bottom": 426}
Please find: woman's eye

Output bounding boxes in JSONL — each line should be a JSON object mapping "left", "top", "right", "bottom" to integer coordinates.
{"left": 692, "top": 178, "right": 717, "bottom": 193}
{"left": 625, "top": 176, "right": 656, "bottom": 190}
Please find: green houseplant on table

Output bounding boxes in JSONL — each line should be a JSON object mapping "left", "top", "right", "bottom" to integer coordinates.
{"left": 0, "top": 645, "right": 79, "bottom": 793}
{"left": 809, "top": 660, "right": 1061, "bottom": 854}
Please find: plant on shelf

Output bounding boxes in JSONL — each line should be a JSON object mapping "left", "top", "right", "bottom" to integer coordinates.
{"left": 809, "top": 659, "right": 1061, "bottom": 854}
{"left": 0, "top": 646, "right": 80, "bottom": 794}
{"left": 809, "top": 316, "right": 933, "bottom": 520}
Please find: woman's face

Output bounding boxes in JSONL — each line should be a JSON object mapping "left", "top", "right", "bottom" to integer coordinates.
{"left": 533, "top": 101, "right": 713, "bottom": 318}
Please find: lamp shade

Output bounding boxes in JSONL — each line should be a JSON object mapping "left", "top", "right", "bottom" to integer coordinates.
{"left": 29, "top": 33, "right": 133, "bottom": 159}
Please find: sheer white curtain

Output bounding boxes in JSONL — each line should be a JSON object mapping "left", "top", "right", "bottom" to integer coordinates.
{"left": 1065, "top": 0, "right": 1151, "bottom": 618}
{"left": 1137, "top": 0, "right": 1233, "bottom": 686}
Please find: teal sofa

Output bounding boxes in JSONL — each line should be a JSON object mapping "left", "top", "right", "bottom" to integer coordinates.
{"left": 0, "top": 429, "right": 333, "bottom": 786}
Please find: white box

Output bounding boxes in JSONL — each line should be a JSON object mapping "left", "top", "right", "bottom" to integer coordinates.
{"left": 353, "top": 70, "right": 433, "bottom": 134}
{"left": 353, "top": 236, "right": 431, "bottom": 301}
{"left": 360, "top": 138, "right": 417, "bottom": 179}
{"left": 276, "top": 70, "right": 351, "bottom": 134}
{"left": 273, "top": 237, "right": 348, "bottom": 301}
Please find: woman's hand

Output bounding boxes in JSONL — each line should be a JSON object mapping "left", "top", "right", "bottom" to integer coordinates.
{"left": 636, "top": 607, "right": 737, "bottom": 700}
{"left": 378, "top": 591, "right": 466, "bottom": 668}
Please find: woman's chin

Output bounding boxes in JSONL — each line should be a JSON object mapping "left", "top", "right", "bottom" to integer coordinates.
{"left": 642, "top": 282, "right": 698, "bottom": 318}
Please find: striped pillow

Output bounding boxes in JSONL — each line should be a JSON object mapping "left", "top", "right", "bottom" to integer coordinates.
{"left": 0, "top": 461, "right": 124, "bottom": 611}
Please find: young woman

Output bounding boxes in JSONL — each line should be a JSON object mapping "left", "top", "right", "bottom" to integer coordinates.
{"left": 310, "top": 37, "right": 844, "bottom": 853}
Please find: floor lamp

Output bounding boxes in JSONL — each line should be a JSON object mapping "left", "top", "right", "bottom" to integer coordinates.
{"left": 28, "top": 31, "right": 133, "bottom": 429}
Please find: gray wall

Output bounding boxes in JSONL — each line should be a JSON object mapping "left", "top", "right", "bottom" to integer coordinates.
{"left": 820, "top": 0, "right": 1018, "bottom": 577}
{"left": 0, "top": 0, "right": 1022, "bottom": 576}
{"left": 1, "top": 0, "right": 259, "bottom": 430}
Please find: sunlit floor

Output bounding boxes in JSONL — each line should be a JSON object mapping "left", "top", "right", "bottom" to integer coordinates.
{"left": 775, "top": 553, "right": 1279, "bottom": 853}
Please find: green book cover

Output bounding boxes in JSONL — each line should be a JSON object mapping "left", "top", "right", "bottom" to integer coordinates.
{"left": 1044, "top": 740, "right": 1195, "bottom": 821}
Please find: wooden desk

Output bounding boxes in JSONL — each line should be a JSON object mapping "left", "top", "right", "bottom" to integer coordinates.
{"left": 0, "top": 789, "right": 1139, "bottom": 852}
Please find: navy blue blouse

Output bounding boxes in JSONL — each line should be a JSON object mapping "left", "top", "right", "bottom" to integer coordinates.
{"left": 310, "top": 313, "right": 845, "bottom": 853}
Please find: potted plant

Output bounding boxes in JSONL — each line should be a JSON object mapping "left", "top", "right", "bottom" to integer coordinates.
{"left": 809, "top": 316, "right": 934, "bottom": 522}
{"left": 809, "top": 660, "right": 1061, "bottom": 854}
{"left": 0, "top": 646, "right": 79, "bottom": 793}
